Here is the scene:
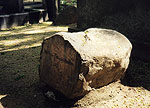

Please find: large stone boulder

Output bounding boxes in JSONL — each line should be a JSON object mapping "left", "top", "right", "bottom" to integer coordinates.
{"left": 39, "top": 28, "right": 132, "bottom": 99}
{"left": 73, "top": 81, "right": 150, "bottom": 108}
{"left": 53, "top": 6, "right": 77, "bottom": 25}
{"left": 77, "top": 0, "right": 150, "bottom": 29}
{"left": 77, "top": 0, "right": 150, "bottom": 43}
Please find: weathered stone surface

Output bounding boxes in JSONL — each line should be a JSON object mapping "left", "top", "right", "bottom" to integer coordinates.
{"left": 77, "top": 0, "right": 150, "bottom": 29}
{"left": 39, "top": 28, "right": 132, "bottom": 99}
{"left": 73, "top": 81, "right": 150, "bottom": 108}
{"left": 54, "top": 6, "right": 77, "bottom": 25}
{"left": 0, "top": 13, "right": 29, "bottom": 30}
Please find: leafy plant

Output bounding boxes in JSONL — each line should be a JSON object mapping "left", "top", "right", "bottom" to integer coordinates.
{"left": 61, "top": 0, "right": 77, "bottom": 6}
{"left": 15, "top": 74, "right": 25, "bottom": 81}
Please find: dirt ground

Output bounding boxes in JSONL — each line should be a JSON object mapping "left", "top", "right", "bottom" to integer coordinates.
{"left": 0, "top": 22, "right": 70, "bottom": 108}
{"left": 0, "top": 22, "right": 150, "bottom": 108}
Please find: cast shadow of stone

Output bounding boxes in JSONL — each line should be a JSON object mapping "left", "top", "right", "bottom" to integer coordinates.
{"left": 43, "top": 85, "right": 79, "bottom": 108}
{"left": 121, "top": 57, "right": 150, "bottom": 91}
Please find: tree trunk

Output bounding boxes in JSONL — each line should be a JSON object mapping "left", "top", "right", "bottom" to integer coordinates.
{"left": 45, "top": 0, "right": 60, "bottom": 21}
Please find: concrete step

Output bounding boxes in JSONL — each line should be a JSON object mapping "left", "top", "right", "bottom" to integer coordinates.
{"left": 24, "top": 2, "right": 43, "bottom": 9}
{"left": 0, "top": 9, "right": 48, "bottom": 30}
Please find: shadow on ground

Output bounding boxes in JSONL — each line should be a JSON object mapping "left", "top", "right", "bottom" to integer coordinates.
{"left": 0, "top": 47, "right": 45, "bottom": 108}
{"left": 122, "top": 57, "right": 150, "bottom": 91}
{"left": 0, "top": 22, "right": 75, "bottom": 108}
{"left": 0, "top": 47, "right": 76, "bottom": 108}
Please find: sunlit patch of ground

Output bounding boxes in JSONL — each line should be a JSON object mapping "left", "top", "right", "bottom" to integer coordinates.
{"left": 0, "top": 95, "right": 6, "bottom": 108}
{"left": 0, "top": 22, "right": 68, "bottom": 52}
{"left": 0, "top": 22, "right": 70, "bottom": 108}
{"left": 74, "top": 81, "right": 150, "bottom": 108}
{"left": 0, "top": 95, "right": 7, "bottom": 108}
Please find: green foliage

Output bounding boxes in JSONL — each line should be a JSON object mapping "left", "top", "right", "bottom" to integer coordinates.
{"left": 59, "top": 0, "right": 77, "bottom": 12}
{"left": 15, "top": 74, "right": 25, "bottom": 81}
{"left": 61, "top": 0, "right": 77, "bottom": 6}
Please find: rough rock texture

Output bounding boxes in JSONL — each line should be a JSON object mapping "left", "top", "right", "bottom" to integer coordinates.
{"left": 77, "top": 0, "right": 150, "bottom": 29}
{"left": 39, "top": 28, "right": 132, "bottom": 99}
{"left": 73, "top": 81, "right": 150, "bottom": 108}
{"left": 77, "top": 0, "right": 150, "bottom": 43}
{"left": 53, "top": 6, "right": 77, "bottom": 25}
